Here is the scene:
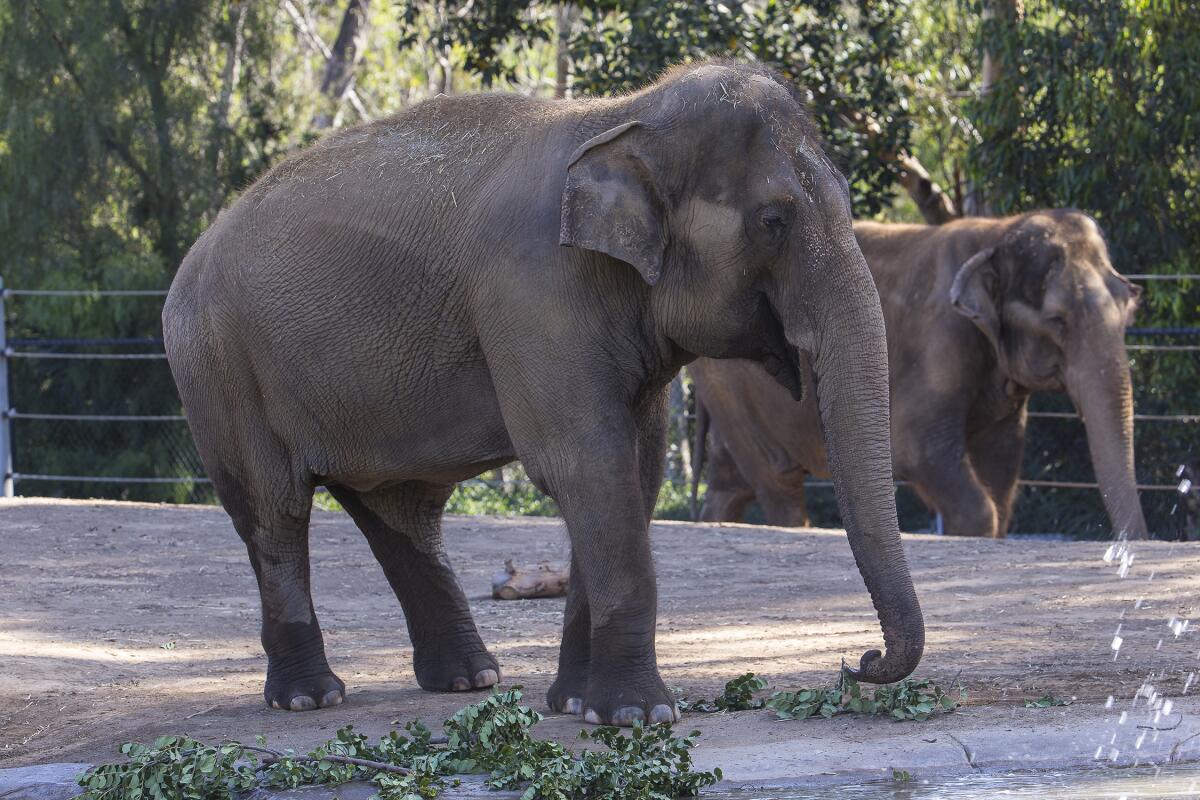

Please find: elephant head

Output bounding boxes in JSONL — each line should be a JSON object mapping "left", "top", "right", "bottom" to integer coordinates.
{"left": 951, "top": 210, "right": 1148, "bottom": 539}
{"left": 559, "top": 63, "right": 923, "bottom": 683}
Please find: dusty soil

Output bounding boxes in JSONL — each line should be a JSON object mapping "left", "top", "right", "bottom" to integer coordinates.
{"left": 2, "top": 498, "right": 1198, "bottom": 769}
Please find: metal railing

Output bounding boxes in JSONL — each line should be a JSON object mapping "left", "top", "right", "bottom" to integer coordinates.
{"left": 0, "top": 282, "right": 207, "bottom": 497}
{"left": 1, "top": 274, "right": 1198, "bottom": 503}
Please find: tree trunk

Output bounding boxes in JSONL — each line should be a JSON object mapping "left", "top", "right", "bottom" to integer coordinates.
{"left": 314, "top": 0, "right": 370, "bottom": 130}
{"left": 282, "top": 0, "right": 370, "bottom": 122}
{"left": 965, "top": 0, "right": 1024, "bottom": 215}
{"left": 209, "top": 1, "right": 246, "bottom": 210}
{"left": 554, "top": 3, "right": 577, "bottom": 99}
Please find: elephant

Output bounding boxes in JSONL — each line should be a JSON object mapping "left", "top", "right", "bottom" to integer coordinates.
{"left": 690, "top": 210, "right": 1148, "bottom": 540}
{"left": 163, "top": 60, "right": 924, "bottom": 727}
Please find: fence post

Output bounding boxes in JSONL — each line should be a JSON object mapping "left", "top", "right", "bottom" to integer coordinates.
{"left": 0, "top": 276, "right": 12, "bottom": 497}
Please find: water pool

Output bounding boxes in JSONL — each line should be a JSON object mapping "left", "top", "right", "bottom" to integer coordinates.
{"left": 710, "top": 764, "right": 1200, "bottom": 799}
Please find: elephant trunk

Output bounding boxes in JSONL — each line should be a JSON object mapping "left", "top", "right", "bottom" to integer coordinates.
{"left": 793, "top": 253, "right": 925, "bottom": 684}
{"left": 1067, "top": 349, "right": 1149, "bottom": 540}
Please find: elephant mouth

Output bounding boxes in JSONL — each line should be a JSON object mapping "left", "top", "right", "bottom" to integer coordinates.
{"left": 757, "top": 298, "right": 804, "bottom": 401}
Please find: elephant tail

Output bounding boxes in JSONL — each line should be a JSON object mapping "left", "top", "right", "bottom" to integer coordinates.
{"left": 690, "top": 392, "right": 709, "bottom": 522}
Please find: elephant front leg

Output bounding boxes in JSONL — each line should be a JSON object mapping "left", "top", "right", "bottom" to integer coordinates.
{"left": 547, "top": 550, "right": 589, "bottom": 715}
{"left": 967, "top": 407, "right": 1027, "bottom": 537}
{"left": 550, "top": 387, "right": 669, "bottom": 716}
{"left": 531, "top": 435, "right": 678, "bottom": 727}
{"left": 903, "top": 414, "right": 1000, "bottom": 538}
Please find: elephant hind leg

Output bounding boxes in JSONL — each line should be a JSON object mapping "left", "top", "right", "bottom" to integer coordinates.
{"left": 209, "top": 459, "right": 343, "bottom": 712}
{"left": 699, "top": 433, "right": 756, "bottom": 522}
{"left": 328, "top": 482, "right": 499, "bottom": 692}
{"left": 758, "top": 473, "right": 811, "bottom": 528}
{"left": 172, "top": 322, "right": 342, "bottom": 710}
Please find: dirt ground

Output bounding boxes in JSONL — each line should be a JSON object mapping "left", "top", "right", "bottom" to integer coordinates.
{"left": 2, "top": 498, "right": 1198, "bottom": 770}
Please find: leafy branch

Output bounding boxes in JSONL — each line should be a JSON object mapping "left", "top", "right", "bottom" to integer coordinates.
{"left": 677, "top": 670, "right": 966, "bottom": 723}
{"left": 768, "top": 671, "right": 966, "bottom": 723}
{"left": 76, "top": 687, "right": 719, "bottom": 800}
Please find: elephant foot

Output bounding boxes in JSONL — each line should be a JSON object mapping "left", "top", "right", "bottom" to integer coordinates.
{"left": 580, "top": 669, "right": 680, "bottom": 726}
{"left": 547, "top": 667, "right": 589, "bottom": 715}
{"left": 265, "top": 666, "right": 346, "bottom": 712}
{"left": 263, "top": 620, "right": 346, "bottom": 711}
{"left": 413, "top": 633, "right": 501, "bottom": 692}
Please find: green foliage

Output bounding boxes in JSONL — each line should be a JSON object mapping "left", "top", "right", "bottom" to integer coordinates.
{"left": 678, "top": 672, "right": 769, "bottom": 712}
{"left": 569, "top": 0, "right": 915, "bottom": 217}
{"left": 766, "top": 671, "right": 964, "bottom": 722}
{"left": 1024, "top": 694, "right": 1072, "bottom": 708}
{"left": 419, "top": 0, "right": 913, "bottom": 217}
{"left": 77, "top": 688, "right": 719, "bottom": 800}
{"left": 445, "top": 481, "right": 562, "bottom": 518}
{"left": 75, "top": 736, "right": 260, "bottom": 800}
{"left": 315, "top": 475, "right": 698, "bottom": 520}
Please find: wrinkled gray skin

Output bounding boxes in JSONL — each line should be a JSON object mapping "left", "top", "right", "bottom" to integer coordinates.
{"left": 163, "top": 61, "right": 924, "bottom": 726}
{"left": 692, "top": 211, "right": 1148, "bottom": 540}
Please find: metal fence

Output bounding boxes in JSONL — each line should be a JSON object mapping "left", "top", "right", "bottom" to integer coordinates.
{"left": 1, "top": 275, "right": 1197, "bottom": 524}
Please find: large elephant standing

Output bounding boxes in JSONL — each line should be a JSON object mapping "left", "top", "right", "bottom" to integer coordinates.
{"left": 164, "top": 62, "right": 924, "bottom": 726}
{"left": 691, "top": 211, "right": 1148, "bottom": 540}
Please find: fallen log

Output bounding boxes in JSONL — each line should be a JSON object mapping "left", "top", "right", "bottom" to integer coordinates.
{"left": 491, "top": 559, "right": 570, "bottom": 600}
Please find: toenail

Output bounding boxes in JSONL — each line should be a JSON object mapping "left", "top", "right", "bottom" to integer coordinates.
{"left": 611, "top": 706, "right": 646, "bottom": 726}
{"left": 649, "top": 704, "right": 677, "bottom": 724}
{"left": 290, "top": 695, "right": 317, "bottom": 711}
{"left": 473, "top": 669, "right": 499, "bottom": 688}
{"left": 320, "top": 690, "right": 344, "bottom": 707}
{"left": 564, "top": 698, "right": 582, "bottom": 715}
{"left": 583, "top": 709, "right": 602, "bottom": 725}
{"left": 452, "top": 677, "right": 471, "bottom": 691}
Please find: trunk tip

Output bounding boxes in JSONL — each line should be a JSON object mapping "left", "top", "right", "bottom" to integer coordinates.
{"left": 843, "top": 640, "right": 924, "bottom": 685}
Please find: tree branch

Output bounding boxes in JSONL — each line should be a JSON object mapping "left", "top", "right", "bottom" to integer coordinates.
{"left": 896, "top": 153, "right": 959, "bottom": 224}
{"left": 837, "top": 108, "right": 960, "bottom": 224}
{"left": 29, "top": 1, "right": 155, "bottom": 191}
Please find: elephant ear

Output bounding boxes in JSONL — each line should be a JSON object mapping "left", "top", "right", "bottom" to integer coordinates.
{"left": 559, "top": 121, "right": 667, "bottom": 285}
{"left": 950, "top": 247, "right": 1003, "bottom": 357}
{"left": 1117, "top": 276, "right": 1143, "bottom": 327}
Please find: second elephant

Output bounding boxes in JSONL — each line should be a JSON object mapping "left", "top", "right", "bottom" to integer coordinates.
{"left": 691, "top": 210, "right": 1148, "bottom": 539}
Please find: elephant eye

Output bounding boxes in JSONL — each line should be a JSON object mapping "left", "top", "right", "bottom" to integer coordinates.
{"left": 760, "top": 210, "right": 787, "bottom": 228}
{"left": 757, "top": 201, "right": 794, "bottom": 237}
{"left": 1044, "top": 315, "right": 1067, "bottom": 339}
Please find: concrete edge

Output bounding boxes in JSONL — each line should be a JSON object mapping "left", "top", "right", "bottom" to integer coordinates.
{"left": 5, "top": 745, "right": 1200, "bottom": 799}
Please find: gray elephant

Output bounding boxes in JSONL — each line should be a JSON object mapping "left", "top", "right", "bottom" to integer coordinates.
{"left": 164, "top": 61, "right": 924, "bottom": 726}
{"left": 691, "top": 210, "right": 1148, "bottom": 540}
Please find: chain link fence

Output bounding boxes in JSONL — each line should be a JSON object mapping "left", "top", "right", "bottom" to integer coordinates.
{"left": 1, "top": 276, "right": 1196, "bottom": 536}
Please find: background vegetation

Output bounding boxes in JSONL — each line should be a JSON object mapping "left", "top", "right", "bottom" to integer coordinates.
{"left": 1, "top": 0, "right": 1195, "bottom": 535}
